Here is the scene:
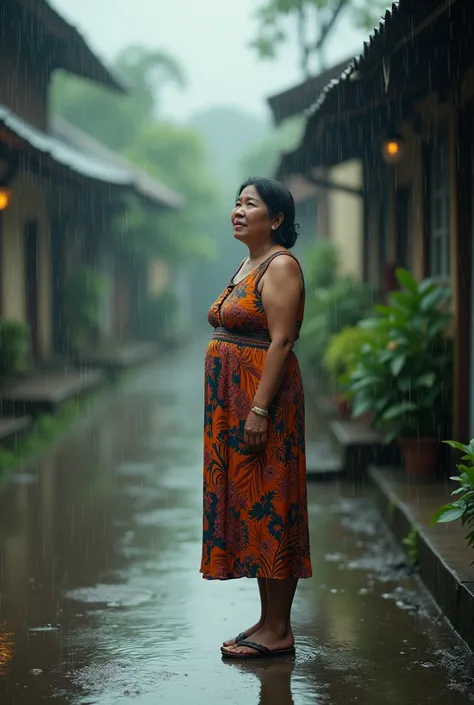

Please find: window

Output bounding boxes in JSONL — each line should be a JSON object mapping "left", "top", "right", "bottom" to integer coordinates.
{"left": 429, "top": 131, "right": 450, "bottom": 277}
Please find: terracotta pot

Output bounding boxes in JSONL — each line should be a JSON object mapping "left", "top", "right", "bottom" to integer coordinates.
{"left": 334, "top": 394, "right": 351, "bottom": 420}
{"left": 399, "top": 437, "right": 438, "bottom": 479}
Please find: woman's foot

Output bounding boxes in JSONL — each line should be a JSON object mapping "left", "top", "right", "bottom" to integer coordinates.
{"left": 222, "top": 626, "right": 294, "bottom": 655}
{"left": 222, "top": 620, "right": 265, "bottom": 648}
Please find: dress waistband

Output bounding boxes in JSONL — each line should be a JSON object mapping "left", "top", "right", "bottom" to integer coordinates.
{"left": 212, "top": 326, "right": 271, "bottom": 350}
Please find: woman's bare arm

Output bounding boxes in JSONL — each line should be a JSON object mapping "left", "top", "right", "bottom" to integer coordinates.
{"left": 253, "top": 256, "right": 302, "bottom": 410}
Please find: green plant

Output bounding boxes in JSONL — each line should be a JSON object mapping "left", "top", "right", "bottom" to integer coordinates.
{"left": 402, "top": 527, "right": 419, "bottom": 565}
{"left": 64, "top": 266, "right": 107, "bottom": 352}
{"left": 300, "top": 243, "right": 374, "bottom": 383}
{"left": 304, "top": 240, "right": 339, "bottom": 291}
{"left": 345, "top": 269, "right": 452, "bottom": 441}
{"left": 0, "top": 318, "right": 30, "bottom": 374}
{"left": 323, "top": 326, "right": 377, "bottom": 383}
{"left": 432, "top": 440, "right": 474, "bottom": 553}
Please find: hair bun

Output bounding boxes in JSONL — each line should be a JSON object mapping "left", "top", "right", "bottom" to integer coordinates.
{"left": 280, "top": 224, "right": 298, "bottom": 249}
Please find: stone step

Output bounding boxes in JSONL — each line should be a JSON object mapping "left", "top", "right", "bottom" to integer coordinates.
{"left": 0, "top": 369, "right": 104, "bottom": 416}
{"left": 330, "top": 419, "right": 401, "bottom": 479}
{"left": 78, "top": 342, "right": 158, "bottom": 371}
{"left": 306, "top": 439, "right": 343, "bottom": 482}
{"left": 369, "top": 465, "right": 474, "bottom": 651}
{"left": 0, "top": 415, "right": 31, "bottom": 448}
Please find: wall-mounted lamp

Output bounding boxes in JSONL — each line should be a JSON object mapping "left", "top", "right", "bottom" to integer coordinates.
{"left": 0, "top": 187, "right": 12, "bottom": 211}
{"left": 0, "top": 150, "right": 19, "bottom": 212}
{"left": 381, "top": 132, "right": 405, "bottom": 165}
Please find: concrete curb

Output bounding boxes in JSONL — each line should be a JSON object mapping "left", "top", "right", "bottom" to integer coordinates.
{"left": 369, "top": 466, "right": 474, "bottom": 651}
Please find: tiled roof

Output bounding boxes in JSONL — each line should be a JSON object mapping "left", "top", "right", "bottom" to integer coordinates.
{"left": 267, "top": 58, "right": 353, "bottom": 124}
{"left": 53, "top": 118, "right": 184, "bottom": 209}
{"left": 305, "top": 0, "right": 446, "bottom": 119}
{"left": 0, "top": 105, "right": 184, "bottom": 210}
{"left": 11, "top": 0, "right": 125, "bottom": 92}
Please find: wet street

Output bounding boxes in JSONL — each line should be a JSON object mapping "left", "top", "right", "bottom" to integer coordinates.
{"left": 0, "top": 341, "right": 473, "bottom": 704}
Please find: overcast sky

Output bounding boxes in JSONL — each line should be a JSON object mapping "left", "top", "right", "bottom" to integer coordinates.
{"left": 52, "top": 0, "right": 368, "bottom": 122}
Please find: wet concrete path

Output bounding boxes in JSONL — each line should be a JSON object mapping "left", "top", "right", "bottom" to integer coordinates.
{"left": 1, "top": 341, "right": 474, "bottom": 704}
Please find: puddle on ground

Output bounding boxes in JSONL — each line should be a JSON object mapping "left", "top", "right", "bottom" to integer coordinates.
{"left": 0, "top": 352, "right": 473, "bottom": 704}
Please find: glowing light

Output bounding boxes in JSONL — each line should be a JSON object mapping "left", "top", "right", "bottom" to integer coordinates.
{"left": 0, "top": 187, "right": 11, "bottom": 211}
{"left": 382, "top": 133, "right": 405, "bottom": 164}
{"left": 386, "top": 141, "right": 400, "bottom": 156}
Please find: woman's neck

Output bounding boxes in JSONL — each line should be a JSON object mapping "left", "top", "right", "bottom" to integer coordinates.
{"left": 247, "top": 241, "right": 278, "bottom": 263}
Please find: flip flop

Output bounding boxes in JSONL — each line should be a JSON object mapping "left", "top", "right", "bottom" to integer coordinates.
{"left": 221, "top": 639, "right": 296, "bottom": 660}
{"left": 222, "top": 631, "right": 247, "bottom": 648}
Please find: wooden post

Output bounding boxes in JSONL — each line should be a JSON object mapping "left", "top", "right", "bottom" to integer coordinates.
{"left": 453, "top": 103, "right": 472, "bottom": 442}
{"left": 0, "top": 211, "right": 3, "bottom": 314}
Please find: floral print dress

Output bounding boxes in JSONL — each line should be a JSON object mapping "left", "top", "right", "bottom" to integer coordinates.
{"left": 200, "top": 250, "right": 312, "bottom": 580}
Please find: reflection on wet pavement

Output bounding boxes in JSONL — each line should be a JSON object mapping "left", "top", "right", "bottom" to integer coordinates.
{"left": 0, "top": 342, "right": 474, "bottom": 704}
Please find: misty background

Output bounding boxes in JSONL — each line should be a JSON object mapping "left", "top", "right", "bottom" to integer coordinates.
{"left": 48, "top": 0, "right": 372, "bottom": 333}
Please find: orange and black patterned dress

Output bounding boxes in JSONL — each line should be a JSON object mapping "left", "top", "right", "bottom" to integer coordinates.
{"left": 200, "top": 250, "right": 312, "bottom": 581}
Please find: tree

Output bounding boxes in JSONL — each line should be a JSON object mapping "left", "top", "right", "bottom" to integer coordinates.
{"left": 252, "top": 0, "right": 388, "bottom": 76}
{"left": 52, "top": 45, "right": 217, "bottom": 264}
{"left": 239, "top": 116, "right": 304, "bottom": 180}
{"left": 52, "top": 45, "right": 185, "bottom": 151}
{"left": 124, "top": 122, "right": 219, "bottom": 262}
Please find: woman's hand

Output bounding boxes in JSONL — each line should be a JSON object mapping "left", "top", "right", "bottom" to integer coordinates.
{"left": 244, "top": 410, "right": 268, "bottom": 453}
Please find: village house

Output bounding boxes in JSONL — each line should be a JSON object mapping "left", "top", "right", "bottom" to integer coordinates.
{"left": 268, "top": 58, "right": 364, "bottom": 280}
{"left": 0, "top": 0, "right": 183, "bottom": 370}
{"left": 279, "top": 0, "right": 474, "bottom": 444}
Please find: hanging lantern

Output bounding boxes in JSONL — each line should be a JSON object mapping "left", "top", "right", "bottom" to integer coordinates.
{"left": 381, "top": 132, "right": 405, "bottom": 165}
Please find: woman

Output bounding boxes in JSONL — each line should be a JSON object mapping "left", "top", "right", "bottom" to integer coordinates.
{"left": 200, "top": 177, "right": 312, "bottom": 660}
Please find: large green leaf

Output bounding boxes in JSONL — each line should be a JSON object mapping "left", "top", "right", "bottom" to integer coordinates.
{"left": 352, "top": 396, "right": 375, "bottom": 417}
{"left": 348, "top": 376, "right": 382, "bottom": 392}
{"left": 419, "top": 278, "right": 437, "bottom": 295}
{"left": 431, "top": 503, "right": 458, "bottom": 525}
{"left": 390, "top": 291, "right": 416, "bottom": 312}
{"left": 382, "top": 402, "right": 417, "bottom": 421}
{"left": 420, "top": 286, "right": 450, "bottom": 312}
{"left": 444, "top": 440, "right": 471, "bottom": 454}
{"left": 390, "top": 354, "right": 406, "bottom": 376}
{"left": 396, "top": 268, "right": 419, "bottom": 296}
{"left": 415, "top": 372, "right": 436, "bottom": 388}
{"left": 436, "top": 507, "right": 464, "bottom": 523}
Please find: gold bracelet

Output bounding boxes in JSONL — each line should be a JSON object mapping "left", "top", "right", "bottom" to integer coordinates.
{"left": 251, "top": 405, "right": 268, "bottom": 417}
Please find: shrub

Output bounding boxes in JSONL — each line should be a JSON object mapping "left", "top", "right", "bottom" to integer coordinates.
{"left": 345, "top": 269, "right": 452, "bottom": 441}
{"left": 64, "top": 266, "right": 107, "bottom": 352}
{"left": 0, "top": 318, "right": 30, "bottom": 374}
{"left": 432, "top": 439, "right": 474, "bottom": 555}
{"left": 323, "top": 326, "right": 378, "bottom": 383}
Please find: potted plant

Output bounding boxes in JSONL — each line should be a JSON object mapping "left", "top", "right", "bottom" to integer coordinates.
{"left": 323, "top": 326, "right": 377, "bottom": 419}
{"left": 0, "top": 318, "right": 30, "bottom": 376}
{"left": 345, "top": 269, "right": 452, "bottom": 478}
{"left": 432, "top": 439, "right": 474, "bottom": 553}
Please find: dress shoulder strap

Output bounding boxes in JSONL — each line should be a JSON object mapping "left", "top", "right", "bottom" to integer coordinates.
{"left": 255, "top": 250, "right": 304, "bottom": 288}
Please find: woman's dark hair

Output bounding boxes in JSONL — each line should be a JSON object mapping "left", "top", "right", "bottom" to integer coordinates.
{"left": 237, "top": 177, "right": 299, "bottom": 249}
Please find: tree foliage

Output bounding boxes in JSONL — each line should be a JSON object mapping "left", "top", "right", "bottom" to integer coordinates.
{"left": 239, "top": 116, "right": 304, "bottom": 180}
{"left": 252, "top": 0, "right": 388, "bottom": 76}
{"left": 52, "top": 45, "right": 216, "bottom": 264}
{"left": 52, "top": 45, "right": 185, "bottom": 151}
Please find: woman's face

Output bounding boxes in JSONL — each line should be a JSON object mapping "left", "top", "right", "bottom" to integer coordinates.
{"left": 231, "top": 185, "right": 282, "bottom": 244}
